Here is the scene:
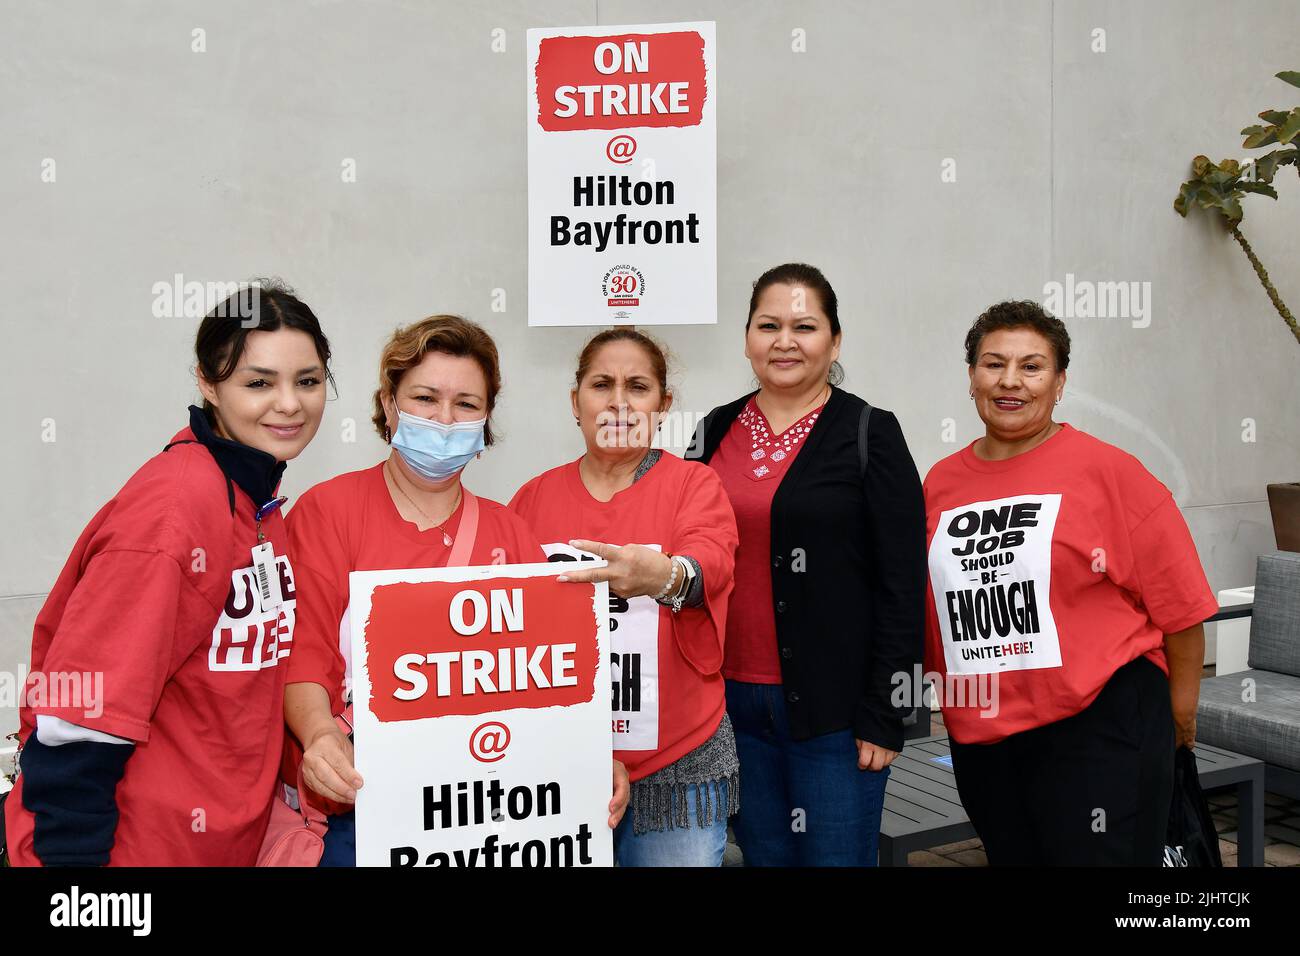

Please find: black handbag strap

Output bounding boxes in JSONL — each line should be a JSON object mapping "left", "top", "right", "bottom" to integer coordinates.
{"left": 857, "top": 402, "right": 874, "bottom": 479}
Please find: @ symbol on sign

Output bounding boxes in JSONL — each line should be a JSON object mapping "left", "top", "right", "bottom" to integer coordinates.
{"left": 469, "top": 721, "right": 512, "bottom": 763}
{"left": 606, "top": 134, "right": 637, "bottom": 164}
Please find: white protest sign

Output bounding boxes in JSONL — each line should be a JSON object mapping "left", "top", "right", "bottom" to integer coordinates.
{"left": 349, "top": 561, "right": 612, "bottom": 866}
{"left": 928, "top": 494, "right": 1064, "bottom": 675}
{"left": 541, "top": 542, "right": 660, "bottom": 752}
{"left": 527, "top": 21, "right": 717, "bottom": 326}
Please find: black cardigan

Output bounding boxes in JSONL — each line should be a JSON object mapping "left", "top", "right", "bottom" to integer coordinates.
{"left": 688, "top": 386, "right": 927, "bottom": 751}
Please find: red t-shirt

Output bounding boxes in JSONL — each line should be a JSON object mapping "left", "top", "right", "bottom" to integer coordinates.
{"left": 508, "top": 453, "right": 738, "bottom": 781}
{"left": 922, "top": 423, "right": 1219, "bottom": 744}
{"left": 285, "top": 463, "right": 546, "bottom": 716}
{"left": 709, "top": 397, "right": 823, "bottom": 683}
{"left": 6, "top": 427, "right": 295, "bottom": 866}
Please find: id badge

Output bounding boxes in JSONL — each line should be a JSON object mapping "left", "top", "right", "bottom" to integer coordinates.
{"left": 251, "top": 542, "right": 284, "bottom": 613}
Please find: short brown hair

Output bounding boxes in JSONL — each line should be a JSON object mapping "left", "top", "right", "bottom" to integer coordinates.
{"left": 371, "top": 315, "right": 502, "bottom": 444}
{"left": 964, "top": 300, "right": 1071, "bottom": 370}
{"left": 574, "top": 328, "right": 671, "bottom": 397}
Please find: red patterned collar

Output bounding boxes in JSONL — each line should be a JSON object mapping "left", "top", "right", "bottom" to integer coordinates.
{"left": 736, "top": 397, "right": 823, "bottom": 479}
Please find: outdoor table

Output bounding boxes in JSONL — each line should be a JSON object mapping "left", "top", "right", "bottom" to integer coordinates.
{"left": 879, "top": 734, "right": 1264, "bottom": 866}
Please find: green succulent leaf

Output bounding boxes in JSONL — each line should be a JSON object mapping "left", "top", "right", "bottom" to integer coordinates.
{"left": 1195, "top": 183, "right": 1228, "bottom": 209}
{"left": 1238, "top": 181, "right": 1279, "bottom": 198}
{"left": 1191, "top": 155, "right": 1212, "bottom": 177}
{"left": 1277, "top": 70, "right": 1300, "bottom": 88}
{"left": 1216, "top": 196, "right": 1244, "bottom": 221}
{"left": 1204, "top": 168, "right": 1240, "bottom": 189}
{"left": 1243, "top": 129, "right": 1279, "bottom": 148}
{"left": 1254, "top": 151, "right": 1281, "bottom": 182}
{"left": 1259, "top": 110, "right": 1291, "bottom": 125}
{"left": 1276, "top": 108, "right": 1300, "bottom": 144}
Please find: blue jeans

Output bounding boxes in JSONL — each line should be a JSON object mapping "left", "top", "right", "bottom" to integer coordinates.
{"left": 613, "top": 778, "right": 730, "bottom": 867}
{"left": 725, "top": 680, "right": 889, "bottom": 866}
{"left": 319, "top": 810, "right": 355, "bottom": 867}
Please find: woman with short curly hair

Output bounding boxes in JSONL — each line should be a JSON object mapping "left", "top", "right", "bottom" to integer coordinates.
{"left": 923, "top": 299, "right": 1216, "bottom": 865}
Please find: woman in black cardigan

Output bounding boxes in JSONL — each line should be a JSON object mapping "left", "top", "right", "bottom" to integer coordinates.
{"left": 688, "top": 262, "right": 927, "bottom": 866}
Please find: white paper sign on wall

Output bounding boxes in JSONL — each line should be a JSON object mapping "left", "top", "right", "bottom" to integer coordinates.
{"left": 527, "top": 21, "right": 717, "bottom": 326}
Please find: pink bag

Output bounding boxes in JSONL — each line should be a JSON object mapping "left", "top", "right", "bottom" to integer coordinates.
{"left": 257, "top": 763, "right": 329, "bottom": 867}
{"left": 256, "top": 490, "right": 481, "bottom": 866}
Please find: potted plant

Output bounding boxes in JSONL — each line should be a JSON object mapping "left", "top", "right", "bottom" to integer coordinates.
{"left": 1175, "top": 70, "right": 1300, "bottom": 551}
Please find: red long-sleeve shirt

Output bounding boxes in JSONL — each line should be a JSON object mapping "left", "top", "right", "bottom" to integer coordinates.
{"left": 509, "top": 453, "right": 738, "bottom": 781}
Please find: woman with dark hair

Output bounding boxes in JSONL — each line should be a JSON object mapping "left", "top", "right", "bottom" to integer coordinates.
{"left": 923, "top": 300, "right": 1216, "bottom": 865}
{"left": 509, "top": 329, "right": 740, "bottom": 867}
{"left": 689, "top": 262, "right": 927, "bottom": 866}
{"left": 4, "top": 281, "right": 332, "bottom": 866}
{"left": 283, "top": 315, "right": 631, "bottom": 866}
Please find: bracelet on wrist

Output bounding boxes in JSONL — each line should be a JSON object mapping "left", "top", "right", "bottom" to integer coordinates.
{"left": 671, "top": 556, "right": 690, "bottom": 599}
{"left": 653, "top": 553, "right": 679, "bottom": 602}
{"left": 671, "top": 555, "right": 695, "bottom": 612}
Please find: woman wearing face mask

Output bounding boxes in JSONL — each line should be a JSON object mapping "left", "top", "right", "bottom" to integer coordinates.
{"left": 923, "top": 300, "right": 1216, "bottom": 865}
{"left": 688, "top": 262, "right": 927, "bottom": 866}
{"left": 509, "top": 329, "right": 740, "bottom": 867}
{"left": 283, "top": 315, "right": 630, "bottom": 866}
{"left": 4, "top": 281, "right": 332, "bottom": 866}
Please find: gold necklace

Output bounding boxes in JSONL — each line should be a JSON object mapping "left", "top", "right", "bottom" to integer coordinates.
{"left": 385, "top": 459, "right": 460, "bottom": 547}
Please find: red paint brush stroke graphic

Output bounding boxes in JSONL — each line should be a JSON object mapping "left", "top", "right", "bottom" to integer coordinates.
{"left": 362, "top": 575, "right": 598, "bottom": 722}
{"left": 535, "top": 31, "right": 707, "bottom": 132}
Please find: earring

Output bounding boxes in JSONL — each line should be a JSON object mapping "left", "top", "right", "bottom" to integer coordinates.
{"left": 968, "top": 392, "right": 974, "bottom": 400}
{"left": 575, "top": 418, "right": 581, "bottom": 426}
{"left": 1055, "top": 395, "right": 1062, "bottom": 405}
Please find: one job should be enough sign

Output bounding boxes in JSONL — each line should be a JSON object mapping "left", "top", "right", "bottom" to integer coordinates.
{"left": 349, "top": 562, "right": 613, "bottom": 866}
{"left": 527, "top": 21, "right": 717, "bottom": 326}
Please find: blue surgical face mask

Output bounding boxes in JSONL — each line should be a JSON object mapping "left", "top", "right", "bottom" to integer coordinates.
{"left": 391, "top": 410, "right": 486, "bottom": 482}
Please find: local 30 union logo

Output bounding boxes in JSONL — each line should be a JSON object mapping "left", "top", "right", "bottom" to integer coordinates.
{"left": 602, "top": 264, "right": 645, "bottom": 307}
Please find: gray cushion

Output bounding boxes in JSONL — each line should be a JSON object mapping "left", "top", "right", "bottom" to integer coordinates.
{"left": 1197, "top": 668, "right": 1300, "bottom": 772}
{"left": 1248, "top": 551, "right": 1300, "bottom": 678}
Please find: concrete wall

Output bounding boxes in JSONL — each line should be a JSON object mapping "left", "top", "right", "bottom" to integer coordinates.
{"left": 2, "top": 0, "right": 1297, "bottom": 733}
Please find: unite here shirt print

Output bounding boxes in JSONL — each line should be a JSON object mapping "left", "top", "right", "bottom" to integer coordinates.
{"left": 209, "top": 553, "right": 296, "bottom": 671}
{"left": 928, "top": 494, "right": 1064, "bottom": 674}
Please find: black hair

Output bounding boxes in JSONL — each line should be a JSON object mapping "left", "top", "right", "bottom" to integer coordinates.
{"left": 964, "top": 299, "right": 1071, "bottom": 370}
{"left": 747, "top": 262, "right": 843, "bottom": 386}
{"left": 194, "top": 278, "right": 335, "bottom": 417}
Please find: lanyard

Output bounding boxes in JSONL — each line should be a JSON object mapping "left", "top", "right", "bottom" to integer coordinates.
{"left": 254, "top": 496, "right": 289, "bottom": 542}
